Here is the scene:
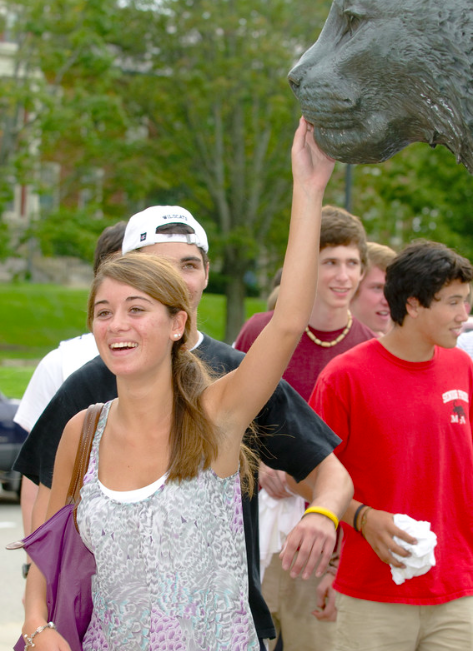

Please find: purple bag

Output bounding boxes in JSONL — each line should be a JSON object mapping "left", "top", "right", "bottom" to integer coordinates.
{"left": 7, "top": 404, "right": 102, "bottom": 651}
{"left": 9, "top": 503, "right": 95, "bottom": 651}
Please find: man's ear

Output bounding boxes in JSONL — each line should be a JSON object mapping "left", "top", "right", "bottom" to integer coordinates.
{"left": 204, "top": 262, "right": 210, "bottom": 289}
{"left": 405, "top": 297, "right": 420, "bottom": 318}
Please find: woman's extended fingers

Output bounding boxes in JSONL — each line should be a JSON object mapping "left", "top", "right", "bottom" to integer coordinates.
{"left": 291, "top": 117, "right": 335, "bottom": 191}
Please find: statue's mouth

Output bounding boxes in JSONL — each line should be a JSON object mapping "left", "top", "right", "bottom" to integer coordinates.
{"left": 308, "top": 116, "right": 358, "bottom": 132}
{"left": 301, "top": 107, "right": 357, "bottom": 131}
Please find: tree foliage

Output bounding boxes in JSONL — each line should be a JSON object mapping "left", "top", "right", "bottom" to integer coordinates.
{"left": 1, "top": 0, "right": 162, "bottom": 262}
{"left": 2, "top": 0, "right": 473, "bottom": 341}
{"left": 119, "top": 0, "right": 333, "bottom": 340}
{"left": 349, "top": 142, "right": 473, "bottom": 261}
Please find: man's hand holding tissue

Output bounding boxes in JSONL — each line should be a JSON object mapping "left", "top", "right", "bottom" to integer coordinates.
{"left": 361, "top": 509, "right": 418, "bottom": 568}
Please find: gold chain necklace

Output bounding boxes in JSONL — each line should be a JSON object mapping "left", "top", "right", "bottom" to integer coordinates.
{"left": 305, "top": 311, "right": 353, "bottom": 348}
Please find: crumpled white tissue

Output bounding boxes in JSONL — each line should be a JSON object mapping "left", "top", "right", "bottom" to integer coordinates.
{"left": 390, "top": 514, "right": 437, "bottom": 585}
{"left": 259, "top": 489, "right": 305, "bottom": 582}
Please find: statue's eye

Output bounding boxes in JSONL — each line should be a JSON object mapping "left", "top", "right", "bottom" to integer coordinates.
{"left": 344, "top": 10, "right": 362, "bottom": 35}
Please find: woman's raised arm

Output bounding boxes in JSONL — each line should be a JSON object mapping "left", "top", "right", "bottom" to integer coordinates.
{"left": 207, "top": 119, "right": 335, "bottom": 465}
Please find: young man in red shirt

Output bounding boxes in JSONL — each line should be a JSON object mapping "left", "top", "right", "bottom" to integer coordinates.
{"left": 310, "top": 240, "right": 473, "bottom": 651}
{"left": 236, "top": 206, "right": 374, "bottom": 402}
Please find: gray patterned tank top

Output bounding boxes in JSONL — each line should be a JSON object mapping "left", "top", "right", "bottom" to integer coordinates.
{"left": 77, "top": 401, "right": 259, "bottom": 650}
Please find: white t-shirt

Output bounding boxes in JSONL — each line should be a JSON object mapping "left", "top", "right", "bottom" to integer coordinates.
{"left": 457, "top": 331, "right": 473, "bottom": 361}
{"left": 14, "top": 333, "right": 99, "bottom": 432}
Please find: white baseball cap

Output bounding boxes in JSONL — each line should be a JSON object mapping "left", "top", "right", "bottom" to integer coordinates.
{"left": 122, "top": 206, "right": 209, "bottom": 254}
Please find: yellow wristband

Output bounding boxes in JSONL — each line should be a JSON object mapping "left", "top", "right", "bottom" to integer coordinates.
{"left": 302, "top": 506, "right": 339, "bottom": 530}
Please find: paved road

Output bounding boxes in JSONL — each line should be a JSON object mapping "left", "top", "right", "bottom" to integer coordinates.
{"left": 0, "top": 488, "right": 24, "bottom": 651}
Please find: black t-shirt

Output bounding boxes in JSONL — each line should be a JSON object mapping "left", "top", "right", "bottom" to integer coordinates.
{"left": 15, "top": 333, "right": 340, "bottom": 640}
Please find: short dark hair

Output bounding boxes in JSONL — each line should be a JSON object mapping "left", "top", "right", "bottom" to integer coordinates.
{"left": 155, "top": 223, "right": 209, "bottom": 268}
{"left": 93, "top": 221, "right": 127, "bottom": 275}
{"left": 385, "top": 240, "right": 473, "bottom": 326}
{"left": 320, "top": 205, "right": 368, "bottom": 269}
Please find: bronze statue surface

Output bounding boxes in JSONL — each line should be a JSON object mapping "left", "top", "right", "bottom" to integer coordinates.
{"left": 288, "top": 0, "right": 473, "bottom": 173}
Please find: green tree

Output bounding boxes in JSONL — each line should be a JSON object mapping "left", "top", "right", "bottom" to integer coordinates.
{"left": 0, "top": 4, "right": 46, "bottom": 257}
{"left": 3, "top": 0, "right": 338, "bottom": 335}
{"left": 2, "top": 0, "right": 160, "bottom": 263}
{"left": 123, "top": 0, "right": 332, "bottom": 342}
{"left": 9, "top": 0, "right": 472, "bottom": 342}
{"left": 348, "top": 143, "right": 473, "bottom": 259}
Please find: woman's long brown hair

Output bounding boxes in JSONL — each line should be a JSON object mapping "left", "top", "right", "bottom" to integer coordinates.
{"left": 88, "top": 252, "right": 256, "bottom": 495}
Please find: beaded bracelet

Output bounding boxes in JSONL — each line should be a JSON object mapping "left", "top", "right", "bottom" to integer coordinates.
{"left": 302, "top": 506, "right": 339, "bottom": 530}
{"left": 24, "top": 622, "right": 56, "bottom": 649}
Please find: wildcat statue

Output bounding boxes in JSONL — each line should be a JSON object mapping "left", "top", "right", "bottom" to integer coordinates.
{"left": 288, "top": 0, "right": 473, "bottom": 173}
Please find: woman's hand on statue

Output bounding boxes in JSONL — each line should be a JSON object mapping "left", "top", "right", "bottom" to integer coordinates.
{"left": 291, "top": 117, "right": 335, "bottom": 194}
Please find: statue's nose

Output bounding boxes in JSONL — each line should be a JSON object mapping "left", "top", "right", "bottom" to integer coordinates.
{"left": 287, "top": 66, "right": 302, "bottom": 88}
{"left": 288, "top": 66, "right": 302, "bottom": 92}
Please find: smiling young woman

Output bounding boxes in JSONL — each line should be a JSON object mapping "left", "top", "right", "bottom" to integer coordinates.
{"left": 21, "top": 119, "right": 338, "bottom": 651}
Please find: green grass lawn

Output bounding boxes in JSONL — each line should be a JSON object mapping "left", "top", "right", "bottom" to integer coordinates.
{"left": 0, "top": 283, "right": 90, "bottom": 360}
{"left": 0, "top": 283, "right": 266, "bottom": 398}
{"left": 0, "top": 366, "right": 37, "bottom": 400}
